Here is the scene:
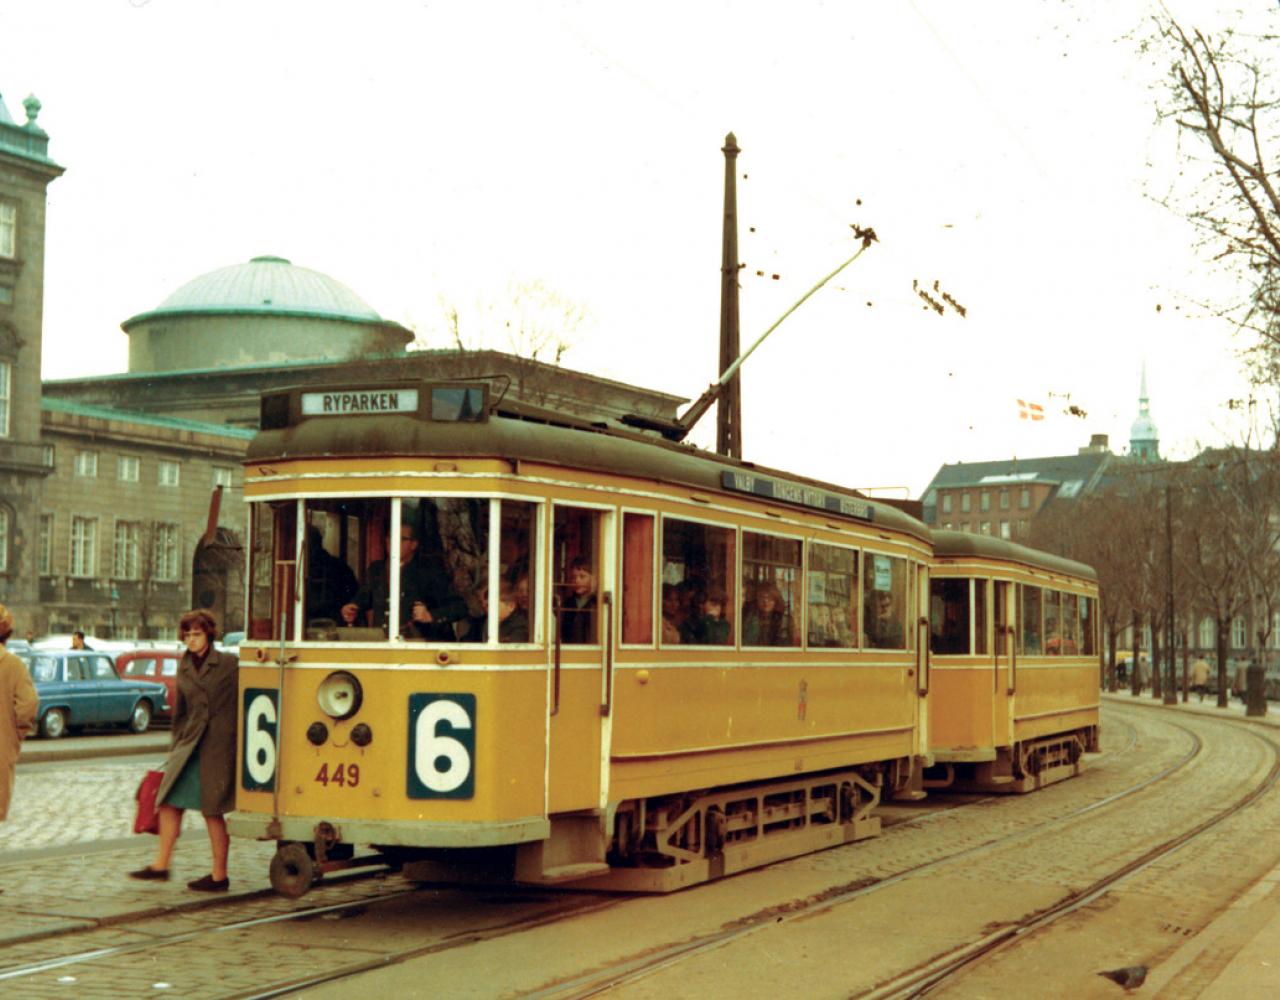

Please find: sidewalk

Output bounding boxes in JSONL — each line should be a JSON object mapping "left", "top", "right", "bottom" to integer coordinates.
{"left": 1103, "top": 688, "right": 1280, "bottom": 996}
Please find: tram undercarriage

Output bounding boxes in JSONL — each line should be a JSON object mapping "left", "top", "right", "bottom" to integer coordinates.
{"left": 384, "top": 759, "right": 914, "bottom": 894}
{"left": 924, "top": 727, "right": 1098, "bottom": 795}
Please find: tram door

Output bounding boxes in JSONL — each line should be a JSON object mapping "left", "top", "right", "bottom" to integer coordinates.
{"left": 547, "top": 505, "right": 615, "bottom": 814}
{"left": 993, "top": 580, "right": 1014, "bottom": 746}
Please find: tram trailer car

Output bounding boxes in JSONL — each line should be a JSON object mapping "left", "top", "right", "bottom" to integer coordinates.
{"left": 228, "top": 381, "right": 940, "bottom": 895}
{"left": 925, "top": 531, "right": 1101, "bottom": 793}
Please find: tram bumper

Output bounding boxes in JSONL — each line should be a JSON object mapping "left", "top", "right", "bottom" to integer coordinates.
{"left": 225, "top": 810, "right": 550, "bottom": 848}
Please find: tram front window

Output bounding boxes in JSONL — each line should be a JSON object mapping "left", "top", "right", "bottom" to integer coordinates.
{"left": 249, "top": 501, "right": 297, "bottom": 642}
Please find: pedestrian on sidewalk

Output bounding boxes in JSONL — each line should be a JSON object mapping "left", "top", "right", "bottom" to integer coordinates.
{"left": 1191, "top": 656, "right": 1211, "bottom": 702}
{"left": 129, "top": 609, "right": 238, "bottom": 892}
{"left": 0, "top": 605, "right": 40, "bottom": 874}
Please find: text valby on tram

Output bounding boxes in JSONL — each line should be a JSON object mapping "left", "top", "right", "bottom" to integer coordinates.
{"left": 227, "top": 381, "right": 1100, "bottom": 896}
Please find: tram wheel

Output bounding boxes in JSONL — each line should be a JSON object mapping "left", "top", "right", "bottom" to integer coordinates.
{"left": 270, "top": 842, "right": 318, "bottom": 898}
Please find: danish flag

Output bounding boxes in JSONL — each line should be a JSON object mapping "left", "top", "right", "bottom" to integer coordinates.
{"left": 1017, "top": 399, "right": 1045, "bottom": 421}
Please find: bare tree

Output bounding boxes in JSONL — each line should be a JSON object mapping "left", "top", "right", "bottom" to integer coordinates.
{"left": 1151, "top": 11, "right": 1280, "bottom": 375}
{"left": 431, "top": 279, "right": 587, "bottom": 364}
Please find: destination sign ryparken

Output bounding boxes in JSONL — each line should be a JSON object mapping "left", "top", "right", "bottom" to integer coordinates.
{"left": 301, "top": 389, "right": 419, "bottom": 417}
{"left": 721, "top": 470, "right": 875, "bottom": 521}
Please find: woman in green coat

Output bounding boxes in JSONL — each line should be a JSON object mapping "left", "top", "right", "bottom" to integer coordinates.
{"left": 129, "top": 609, "right": 239, "bottom": 891}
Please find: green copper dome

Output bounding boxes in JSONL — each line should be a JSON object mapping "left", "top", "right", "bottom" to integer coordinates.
{"left": 123, "top": 256, "right": 386, "bottom": 328}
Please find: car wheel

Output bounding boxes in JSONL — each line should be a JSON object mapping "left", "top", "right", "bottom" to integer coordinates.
{"left": 40, "top": 708, "right": 67, "bottom": 739}
{"left": 129, "top": 702, "right": 152, "bottom": 735}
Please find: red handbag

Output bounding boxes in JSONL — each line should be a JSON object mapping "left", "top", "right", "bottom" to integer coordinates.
{"left": 133, "top": 769, "right": 164, "bottom": 835}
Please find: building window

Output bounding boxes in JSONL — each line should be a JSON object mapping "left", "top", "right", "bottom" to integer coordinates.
{"left": 118, "top": 455, "right": 140, "bottom": 482}
{"left": 0, "top": 202, "right": 15, "bottom": 258}
{"left": 0, "top": 285, "right": 12, "bottom": 305}
{"left": 0, "top": 361, "right": 9, "bottom": 437}
{"left": 154, "top": 523, "right": 179, "bottom": 581}
{"left": 1000, "top": 521, "right": 1011, "bottom": 539}
{"left": 70, "top": 516, "right": 97, "bottom": 577}
{"left": 1019, "top": 487, "right": 1031, "bottom": 509}
{"left": 75, "top": 450, "right": 98, "bottom": 477}
{"left": 1232, "top": 616, "right": 1246, "bottom": 649}
{"left": 38, "top": 514, "right": 53, "bottom": 575}
{"left": 941, "top": 493, "right": 952, "bottom": 514}
{"left": 41, "top": 444, "right": 54, "bottom": 468}
{"left": 980, "top": 521, "right": 991, "bottom": 535}
{"left": 1000, "top": 490, "right": 1009, "bottom": 510}
{"left": 158, "top": 460, "right": 180, "bottom": 487}
{"left": 980, "top": 492, "right": 990, "bottom": 512}
{"left": 960, "top": 493, "right": 971, "bottom": 513}
{"left": 113, "top": 520, "right": 141, "bottom": 579}
{"left": 1018, "top": 519, "right": 1029, "bottom": 537}
{"left": 0, "top": 507, "right": 8, "bottom": 573}
{"left": 1199, "top": 616, "right": 1214, "bottom": 649}
{"left": 212, "top": 466, "right": 234, "bottom": 488}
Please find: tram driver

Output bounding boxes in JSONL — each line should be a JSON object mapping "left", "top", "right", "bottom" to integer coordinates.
{"left": 340, "top": 523, "right": 468, "bottom": 641}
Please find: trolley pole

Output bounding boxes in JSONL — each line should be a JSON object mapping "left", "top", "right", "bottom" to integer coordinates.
{"left": 717, "top": 132, "right": 742, "bottom": 459}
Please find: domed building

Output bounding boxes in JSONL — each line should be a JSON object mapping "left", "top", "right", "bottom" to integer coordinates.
{"left": 122, "top": 255, "right": 412, "bottom": 374}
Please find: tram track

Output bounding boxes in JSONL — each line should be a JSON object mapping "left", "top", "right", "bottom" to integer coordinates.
{"left": 521, "top": 709, "right": 1205, "bottom": 999}
{"left": 0, "top": 709, "right": 1206, "bottom": 998}
{"left": 218, "top": 712, "right": 1191, "bottom": 999}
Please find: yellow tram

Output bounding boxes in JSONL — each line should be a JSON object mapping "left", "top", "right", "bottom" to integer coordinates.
{"left": 228, "top": 381, "right": 938, "bottom": 893}
{"left": 925, "top": 530, "right": 1101, "bottom": 793}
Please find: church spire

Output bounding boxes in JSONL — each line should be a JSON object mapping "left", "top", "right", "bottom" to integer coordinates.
{"left": 1129, "top": 360, "right": 1160, "bottom": 461}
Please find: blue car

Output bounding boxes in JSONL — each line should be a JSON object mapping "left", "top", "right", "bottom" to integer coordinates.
{"left": 17, "top": 650, "right": 170, "bottom": 739}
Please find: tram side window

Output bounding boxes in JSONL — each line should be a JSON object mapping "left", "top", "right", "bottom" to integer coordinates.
{"left": 974, "top": 579, "right": 989, "bottom": 655}
{"left": 1043, "top": 590, "right": 1063, "bottom": 655}
{"left": 1020, "top": 585, "right": 1043, "bottom": 655}
{"left": 662, "top": 517, "right": 736, "bottom": 645}
{"left": 808, "top": 543, "right": 857, "bottom": 648}
{"left": 249, "top": 500, "right": 297, "bottom": 641}
{"left": 929, "top": 578, "right": 970, "bottom": 654}
{"left": 495, "top": 501, "right": 535, "bottom": 643}
{"left": 1061, "top": 593, "right": 1080, "bottom": 655}
{"left": 622, "top": 513, "right": 655, "bottom": 645}
{"left": 555, "top": 507, "right": 601, "bottom": 644}
{"left": 743, "top": 532, "right": 800, "bottom": 647}
{"left": 863, "top": 553, "right": 908, "bottom": 649}
{"left": 1080, "top": 596, "right": 1096, "bottom": 655}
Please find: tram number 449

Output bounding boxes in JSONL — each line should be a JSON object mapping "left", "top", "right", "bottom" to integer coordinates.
{"left": 407, "top": 693, "right": 476, "bottom": 799}
{"left": 315, "top": 763, "right": 360, "bottom": 787}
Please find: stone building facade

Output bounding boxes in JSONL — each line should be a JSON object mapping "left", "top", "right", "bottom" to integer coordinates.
{"left": 0, "top": 89, "right": 62, "bottom": 626}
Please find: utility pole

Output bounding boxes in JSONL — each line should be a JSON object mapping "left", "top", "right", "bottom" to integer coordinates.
{"left": 1164, "top": 484, "right": 1177, "bottom": 705}
{"left": 717, "top": 132, "right": 742, "bottom": 459}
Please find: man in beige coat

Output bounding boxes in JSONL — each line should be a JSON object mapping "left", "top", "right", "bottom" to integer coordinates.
{"left": 0, "top": 604, "right": 40, "bottom": 830}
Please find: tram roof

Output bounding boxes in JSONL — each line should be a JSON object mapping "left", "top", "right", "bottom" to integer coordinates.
{"left": 247, "top": 384, "right": 932, "bottom": 542}
{"left": 931, "top": 529, "right": 1097, "bottom": 583}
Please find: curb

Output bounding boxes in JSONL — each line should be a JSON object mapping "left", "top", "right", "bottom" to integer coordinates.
{"left": 19, "top": 738, "right": 170, "bottom": 765}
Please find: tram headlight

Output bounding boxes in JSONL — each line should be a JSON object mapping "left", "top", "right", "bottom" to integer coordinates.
{"left": 350, "top": 723, "right": 373, "bottom": 747}
{"left": 316, "top": 671, "right": 363, "bottom": 720}
{"left": 306, "top": 722, "right": 329, "bottom": 746}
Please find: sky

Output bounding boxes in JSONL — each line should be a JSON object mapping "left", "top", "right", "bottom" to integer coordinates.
{"left": 1, "top": 0, "right": 1268, "bottom": 499}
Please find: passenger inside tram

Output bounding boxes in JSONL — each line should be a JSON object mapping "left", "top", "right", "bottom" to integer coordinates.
{"left": 339, "top": 520, "right": 468, "bottom": 641}
{"left": 742, "top": 582, "right": 795, "bottom": 647}
{"left": 558, "top": 557, "right": 598, "bottom": 644}
{"left": 661, "top": 583, "right": 684, "bottom": 644}
{"left": 689, "top": 586, "right": 731, "bottom": 645}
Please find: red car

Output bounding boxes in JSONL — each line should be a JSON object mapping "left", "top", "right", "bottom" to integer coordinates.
{"left": 116, "top": 650, "right": 181, "bottom": 721}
